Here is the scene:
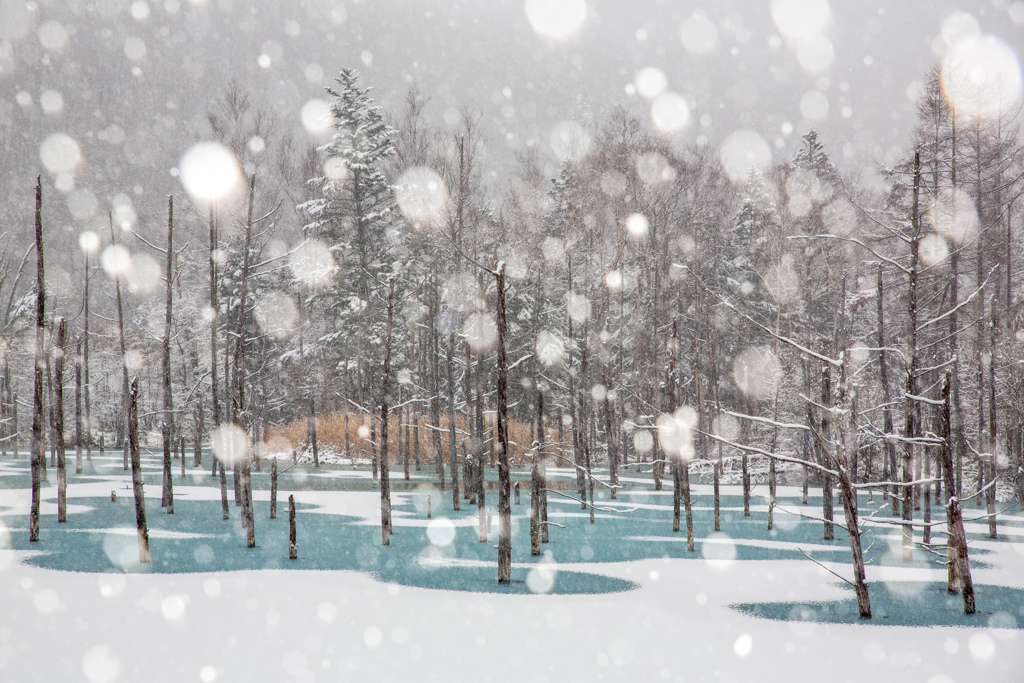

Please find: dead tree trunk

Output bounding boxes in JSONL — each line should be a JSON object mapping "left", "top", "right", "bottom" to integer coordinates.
{"left": 82, "top": 245, "right": 92, "bottom": 462}
{"left": 239, "top": 456, "right": 254, "bottom": 548}
{"left": 496, "top": 263, "right": 511, "bottom": 583}
{"left": 161, "top": 195, "right": 175, "bottom": 512}
{"left": 288, "top": 494, "right": 297, "bottom": 560}
{"left": 270, "top": 457, "right": 278, "bottom": 519}
{"left": 604, "top": 374, "right": 619, "bottom": 500}
{"left": 530, "top": 440, "right": 541, "bottom": 555}
{"left": 537, "top": 390, "right": 548, "bottom": 544}
{"left": 476, "top": 385, "right": 487, "bottom": 542}
{"left": 55, "top": 318, "right": 67, "bottom": 523}
{"left": 379, "top": 277, "right": 395, "bottom": 545}
{"left": 875, "top": 264, "right": 899, "bottom": 510}
{"left": 111, "top": 215, "right": 130, "bottom": 472}
{"left": 940, "top": 372, "right": 975, "bottom": 613}
{"left": 193, "top": 397, "right": 203, "bottom": 466}
{"left": 682, "top": 459, "right": 694, "bottom": 552}
{"left": 208, "top": 204, "right": 221, "bottom": 477}
{"left": 235, "top": 176, "right": 256, "bottom": 549}
{"left": 713, "top": 459, "right": 721, "bottom": 531}
{"left": 219, "top": 461, "right": 229, "bottom": 520}
{"left": 29, "top": 178, "right": 44, "bottom": 543}
{"left": 741, "top": 398, "right": 751, "bottom": 517}
{"left": 902, "top": 152, "right": 922, "bottom": 562}
{"left": 128, "top": 378, "right": 151, "bottom": 563}
{"left": 821, "top": 366, "right": 834, "bottom": 540}
{"left": 446, "top": 330, "right": 459, "bottom": 510}
{"left": 987, "top": 312, "right": 998, "bottom": 538}
{"left": 74, "top": 337, "right": 83, "bottom": 474}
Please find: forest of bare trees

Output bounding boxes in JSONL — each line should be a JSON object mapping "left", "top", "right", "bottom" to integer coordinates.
{"left": 9, "top": 62, "right": 1024, "bottom": 616}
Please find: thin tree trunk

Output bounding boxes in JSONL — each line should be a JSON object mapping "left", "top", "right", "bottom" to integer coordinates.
{"left": 446, "top": 331, "right": 459, "bottom": 510}
{"left": 219, "top": 461, "right": 229, "bottom": 520}
{"left": 987, "top": 312, "right": 998, "bottom": 538}
{"left": 83, "top": 246, "right": 91, "bottom": 462}
{"left": 476, "top": 385, "right": 487, "bottom": 542}
{"left": 495, "top": 264, "right": 511, "bottom": 583}
{"left": 604, "top": 376, "right": 618, "bottom": 500}
{"left": 538, "top": 389, "right": 548, "bottom": 544}
{"left": 530, "top": 439, "right": 541, "bottom": 555}
{"left": 161, "top": 196, "right": 175, "bottom": 512}
{"left": 194, "top": 398, "right": 203, "bottom": 467}
{"left": 713, "top": 459, "right": 721, "bottom": 531}
{"left": 128, "top": 378, "right": 150, "bottom": 563}
{"left": 379, "top": 277, "right": 395, "bottom": 545}
{"left": 820, "top": 365, "right": 834, "bottom": 540}
{"left": 209, "top": 204, "right": 221, "bottom": 476}
{"left": 902, "top": 152, "right": 922, "bottom": 562}
{"left": 875, "top": 264, "right": 899, "bottom": 510}
{"left": 235, "top": 176, "right": 256, "bottom": 548}
{"left": 111, "top": 214, "right": 130, "bottom": 472}
{"left": 940, "top": 372, "right": 975, "bottom": 612}
{"left": 289, "top": 494, "right": 297, "bottom": 559}
{"left": 741, "top": 397, "right": 751, "bottom": 517}
{"left": 74, "top": 337, "right": 82, "bottom": 474}
{"left": 29, "top": 178, "right": 44, "bottom": 543}
{"left": 270, "top": 457, "right": 278, "bottom": 519}
{"left": 55, "top": 318, "right": 67, "bottom": 523}
{"left": 429, "top": 279, "right": 445, "bottom": 488}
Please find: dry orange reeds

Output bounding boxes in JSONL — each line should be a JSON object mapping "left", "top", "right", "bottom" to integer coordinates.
{"left": 270, "top": 410, "right": 543, "bottom": 465}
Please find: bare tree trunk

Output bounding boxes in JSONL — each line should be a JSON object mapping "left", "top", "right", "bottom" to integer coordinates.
{"left": 235, "top": 176, "right": 256, "bottom": 548}
{"left": 672, "top": 457, "right": 681, "bottom": 533}
{"left": 446, "top": 331, "right": 459, "bottom": 510}
{"left": 111, "top": 215, "right": 130, "bottom": 472}
{"left": 379, "top": 277, "right": 395, "bottom": 545}
{"left": 240, "top": 456, "right": 254, "bottom": 548}
{"left": 29, "top": 178, "right": 44, "bottom": 543}
{"left": 741, "top": 397, "right": 751, "bottom": 517}
{"left": 875, "top": 264, "right": 899, "bottom": 511}
{"left": 55, "top": 318, "right": 67, "bottom": 523}
{"left": 987, "top": 312, "right": 998, "bottom": 538}
{"left": 902, "top": 152, "right": 922, "bottom": 562}
{"left": 713, "top": 459, "right": 721, "bottom": 531}
{"left": 82, "top": 247, "right": 92, "bottom": 462}
{"left": 537, "top": 390, "right": 548, "bottom": 544}
{"left": 837, "top": 470, "right": 870, "bottom": 617}
{"left": 403, "top": 403, "right": 411, "bottom": 481}
{"left": 270, "top": 457, "right": 278, "bottom": 519}
{"left": 128, "top": 378, "right": 150, "bottom": 563}
{"left": 426, "top": 280, "right": 445, "bottom": 488}
{"left": 209, "top": 204, "right": 221, "bottom": 477}
{"left": 288, "top": 494, "right": 297, "bottom": 560}
{"left": 194, "top": 398, "right": 203, "bottom": 466}
{"left": 219, "top": 461, "right": 229, "bottom": 520}
{"left": 821, "top": 366, "right": 834, "bottom": 540}
{"left": 565, "top": 263, "right": 588, "bottom": 502}
{"left": 46, "top": 346, "right": 54, "bottom": 471}
{"left": 161, "top": 196, "right": 175, "bottom": 512}
{"left": 682, "top": 460, "right": 694, "bottom": 551}
{"left": 74, "top": 337, "right": 82, "bottom": 474}
{"left": 530, "top": 440, "right": 541, "bottom": 555}
{"left": 940, "top": 373, "right": 975, "bottom": 612}
{"left": 604, "top": 374, "right": 618, "bottom": 500}
{"left": 495, "top": 264, "right": 511, "bottom": 583}
{"left": 476, "top": 386, "right": 487, "bottom": 542}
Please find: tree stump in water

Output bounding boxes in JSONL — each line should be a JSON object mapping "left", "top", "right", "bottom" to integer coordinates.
{"left": 289, "top": 495, "right": 297, "bottom": 560}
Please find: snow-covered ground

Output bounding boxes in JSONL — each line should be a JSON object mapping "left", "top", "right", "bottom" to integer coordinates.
{"left": 1, "top": 453, "right": 1021, "bottom": 682}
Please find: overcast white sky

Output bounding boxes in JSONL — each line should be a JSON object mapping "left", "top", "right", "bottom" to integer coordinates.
{"left": 1, "top": 0, "right": 1022, "bottom": 217}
